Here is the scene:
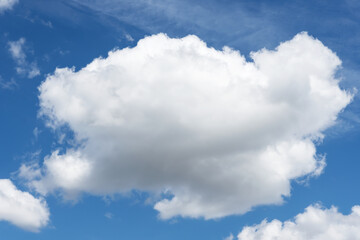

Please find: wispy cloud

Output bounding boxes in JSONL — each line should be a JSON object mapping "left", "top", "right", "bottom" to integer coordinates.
{"left": 124, "top": 33, "right": 134, "bottom": 42}
{"left": 23, "top": 14, "right": 54, "bottom": 28}
{"left": 8, "top": 38, "right": 40, "bottom": 78}
{"left": 73, "top": 0, "right": 281, "bottom": 50}
{"left": 0, "top": 75, "right": 17, "bottom": 89}
{"left": 104, "top": 212, "right": 113, "bottom": 219}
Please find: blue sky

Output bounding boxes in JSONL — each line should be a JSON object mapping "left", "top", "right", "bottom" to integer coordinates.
{"left": 0, "top": 0, "right": 360, "bottom": 239}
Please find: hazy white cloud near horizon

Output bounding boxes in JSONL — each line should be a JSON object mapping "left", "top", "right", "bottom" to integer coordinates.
{"left": 21, "top": 32, "right": 351, "bottom": 220}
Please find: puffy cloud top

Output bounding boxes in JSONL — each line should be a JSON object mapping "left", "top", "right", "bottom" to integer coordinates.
{"left": 238, "top": 204, "right": 360, "bottom": 240}
{"left": 28, "top": 32, "right": 351, "bottom": 219}
{"left": 0, "top": 179, "right": 49, "bottom": 232}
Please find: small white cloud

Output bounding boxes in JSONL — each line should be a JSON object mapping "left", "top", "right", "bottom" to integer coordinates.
{"left": 104, "top": 212, "right": 113, "bottom": 219}
{"left": 0, "top": 76, "right": 17, "bottom": 89}
{"left": 224, "top": 233, "right": 234, "bottom": 240}
{"left": 40, "top": 19, "right": 53, "bottom": 28}
{"left": 0, "top": 179, "right": 49, "bottom": 232}
{"left": 0, "top": 0, "right": 18, "bottom": 12}
{"left": 28, "top": 32, "right": 351, "bottom": 220}
{"left": 8, "top": 38, "right": 26, "bottom": 63}
{"left": 8, "top": 38, "right": 40, "bottom": 78}
{"left": 33, "top": 127, "right": 41, "bottom": 140}
{"left": 28, "top": 62, "right": 41, "bottom": 78}
{"left": 237, "top": 204, "right": 360, "bottom": 240}
{"left": 125, "top": 33, "right": 134, "bottom": 42}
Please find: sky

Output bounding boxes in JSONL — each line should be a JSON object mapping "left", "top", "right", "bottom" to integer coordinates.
{"left": 0, "top": 0, "right": 360, "bottom": 239}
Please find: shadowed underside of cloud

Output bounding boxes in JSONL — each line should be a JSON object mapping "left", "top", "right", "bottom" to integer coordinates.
{"left": 0, "top": 179, "right": 49, "bottom": 232}
{"left": 237, "top": 204, "right": 360, "bottom": 240}
{"left": 22, "top": 32, "right": 351, "bottom": 219}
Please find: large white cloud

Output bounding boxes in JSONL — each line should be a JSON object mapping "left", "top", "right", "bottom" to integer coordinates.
{"left": 26, "top": 32, "right": 351, "bottom": 219}
{"left": 237, "top": 204, "right": 360, "bottom": 240}
{"left": 0, "top": 0, "right": 18, "bottom": 12}
{"left": 0, "top": 179, "right": 49, "bottom": 232}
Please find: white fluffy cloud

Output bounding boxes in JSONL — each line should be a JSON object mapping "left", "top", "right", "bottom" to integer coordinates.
{"left": 0, "top": 179, "right": 49, "bottom": 232}
{"left": 237, "top": 204, "right": 360, "bottom": 240}
{"left": 8, "top": 38, "right": 40, "bottom": 78}
{"left": 27, "top": 32, "right": 351, "bottom": 219}
{"left": 0, "top": 0, "right": 18, "bottom": 12}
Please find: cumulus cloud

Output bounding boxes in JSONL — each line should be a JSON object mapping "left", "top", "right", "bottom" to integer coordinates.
{"left": 8, "top": 38, "right": 40, "bottom": 78}
{"left": 0, "top": 0, "right": 18, "bottom": 12}
{"left": 237, "top": 204, "right": 360, "bottom": 240}
{"left": 25, "top": 32, "right": 351, "bottom": 219}
{"left": 0, "top": 179, "right": 49, "bottom": 232}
